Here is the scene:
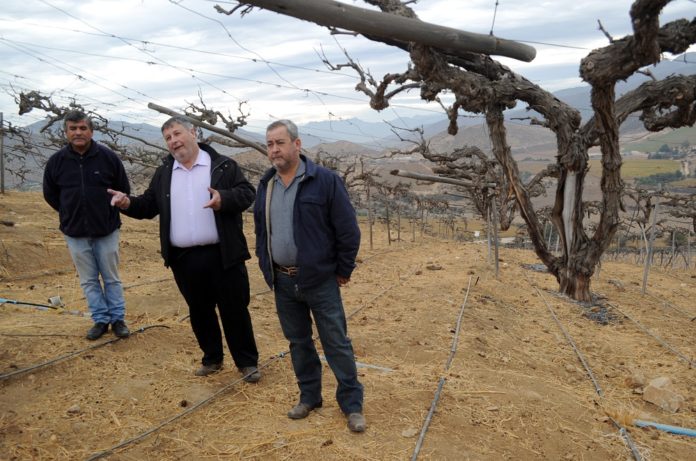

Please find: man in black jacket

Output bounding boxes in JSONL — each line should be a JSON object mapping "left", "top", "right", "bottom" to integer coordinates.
{"left": 43, "top": 110, "right": 131, "bottom": 340}
{"left": 108, "top": 116, "right": 260, "bottom": 382}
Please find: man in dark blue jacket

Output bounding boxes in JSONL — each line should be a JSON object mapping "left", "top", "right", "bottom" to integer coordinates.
{"left": 108, "top": 116, "right": 260, "bottom": 382}
{"left": 43, "top": 110, "right": 131, "bottom": 340}
{"left": 254, "top": 119, "right": 366, "bottom": 432}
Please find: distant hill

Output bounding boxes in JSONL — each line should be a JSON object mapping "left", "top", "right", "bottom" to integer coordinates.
{"left": 509, "top": 52, "right": 696, "bottom": 125}
{"left": 307, "top": 140, "right": 382, "bottom": 158}
{"left": 428, "top": 123, "right": 557, "bottom": 160}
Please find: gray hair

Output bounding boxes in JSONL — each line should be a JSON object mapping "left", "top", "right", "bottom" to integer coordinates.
{"left": 63, "top": 110, "right": 93, "bottom": 131}
{"left": 267, "top": 119, "right": 298, "bottom": 141}
{"left": 161, "top": 116, "right": 194, "bottom": 133}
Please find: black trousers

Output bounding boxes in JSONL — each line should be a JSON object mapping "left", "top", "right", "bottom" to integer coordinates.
{"left": 169, "top": 244, "right": 258, "bottom": 368}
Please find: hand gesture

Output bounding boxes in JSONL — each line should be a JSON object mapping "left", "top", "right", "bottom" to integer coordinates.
{"left": 203, "top": 187, "right": 222, "bottom": 211}
{"left": 107, "top": 189, "right": 130, "bottom": 209}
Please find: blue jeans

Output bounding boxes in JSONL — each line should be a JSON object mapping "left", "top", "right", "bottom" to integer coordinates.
{"left": 274, "top": 273, "right": 363, "bottom": 414}
{"left": 64, "top": 230, "right": 126, "bottom": 324}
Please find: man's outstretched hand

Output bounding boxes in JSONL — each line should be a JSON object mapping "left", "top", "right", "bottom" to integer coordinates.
{"left": 107, "top": 189, "right": 130, "bottom": 209}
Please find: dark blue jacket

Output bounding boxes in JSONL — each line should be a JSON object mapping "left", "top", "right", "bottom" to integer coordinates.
{"left": 121, "top": 143, "right": 254, "bottom": 269}
{"left": 43, "top": 141, "right": 130, "bottom": 238}
{"left": 254, "top": 155, "right": 360, "bottom": 289}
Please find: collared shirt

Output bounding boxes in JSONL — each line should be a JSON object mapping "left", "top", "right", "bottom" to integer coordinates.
{"left": 169, "top": 149, "right": 220, "bottom": 248}
{"left": 270, "top": 159, "right": 306, "bottom": 266}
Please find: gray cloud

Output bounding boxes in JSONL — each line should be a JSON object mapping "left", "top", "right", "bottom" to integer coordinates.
{"left": 1, "top": 0, "right": 693, "bottom": 136}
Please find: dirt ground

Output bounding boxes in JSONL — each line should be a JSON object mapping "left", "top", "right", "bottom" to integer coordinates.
{"left": 1, "top": 191, "right": 695, "bottom": 460}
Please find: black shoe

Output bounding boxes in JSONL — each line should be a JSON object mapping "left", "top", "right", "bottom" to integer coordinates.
{"left": 111, "top": 320, "right": 130, "bottom": 338}
{"left": 86, "top": 322, "right": 109, "bottom": 340}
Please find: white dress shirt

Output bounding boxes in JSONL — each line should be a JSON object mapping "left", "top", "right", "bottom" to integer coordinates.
{"left": 169, "top": 149, "right": 220, "bottom": 248}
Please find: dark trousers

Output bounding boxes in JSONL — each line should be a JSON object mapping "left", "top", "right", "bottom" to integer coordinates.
{"left": 170, "top": 244, "right": 258, "bottom": 368}
{"left": 274, "top": 273, "right": 363, "bottom": 414}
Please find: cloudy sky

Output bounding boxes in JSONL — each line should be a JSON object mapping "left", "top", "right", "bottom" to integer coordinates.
{"left": 1, "top": 0, "right": 694, "bottom": 140}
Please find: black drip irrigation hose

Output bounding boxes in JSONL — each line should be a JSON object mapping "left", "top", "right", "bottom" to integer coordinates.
{"left": 0, "top": 325, "right": 170, "bottom": 381}
{"left": 0, "top": 297, "right": 88, "bottom": 317}
{"left": 411, "top": 275, "right": 473, "bottom": 461}
{"left": 535, "top": 287, "right": 604, "bottom": 397}
{"left": 533, "top": 287, "right": 642, "bottom": 461}
{"left": 85, "top": 351, "right": 289, "bottom": 461}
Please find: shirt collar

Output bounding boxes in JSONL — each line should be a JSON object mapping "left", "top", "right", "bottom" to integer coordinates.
{"left": 274, "top": 158, "right": 306, "bottom": 183}
{"left": 173, "top": 148, "right": 209, "bottom": 170}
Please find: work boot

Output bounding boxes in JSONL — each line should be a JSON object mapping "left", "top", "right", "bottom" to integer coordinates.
{"left": 86, "top": 322, "right": 109, "bottom": 340}
{"left": 347, "top": 412, "right": 367, "bottom": 433}
{"left": 195, "top": 362, "right": 222, "bottom": 377}
{"left": 240, "top": 366, "right": 261, "bottom": 383}
{"left": 111, "top": 320, "right": 130, "bottom": 338}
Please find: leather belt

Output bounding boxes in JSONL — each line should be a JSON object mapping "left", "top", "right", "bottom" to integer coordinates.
{"left": 274, "top": 263, "right": 298, "bottom": 276}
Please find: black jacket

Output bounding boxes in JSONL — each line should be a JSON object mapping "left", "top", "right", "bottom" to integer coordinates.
{"left": 122, "top": 143, "right": 254, "bottom": 268}
{"left": 43, "top": 141, "right": 130, "bottom": 238}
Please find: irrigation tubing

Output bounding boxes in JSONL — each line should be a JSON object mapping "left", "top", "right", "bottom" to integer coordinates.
{"left": 535, "top": 287, "right": 604, "bottom": 396}
{"left": 85, "top": 351, "right": 289, "bottom": 461}
{"left": 534, "top": 288, "right": 642, "bottom": 460}
{"left": 446, "top": 275, "right": 474, "bottom": 370}
{"left": 0, "top": 297, "right": 88, "bottom": 317}
{"left": 411, "top": 378, "right": 446, "bottom": 461}
{"left": 633, "top": 420, "right": 696, "bottom": 437}
{"left": 411, "top": 275, "right": 473, "bottom": 461}
{"left": 607, "top": 302, "right": 695, "bottom": 368}
{"left": 0, "top": 325, "right": 170, "bottom": 381}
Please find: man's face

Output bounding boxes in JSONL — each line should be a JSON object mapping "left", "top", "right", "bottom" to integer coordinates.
{"left": 266, "top": 126, "right": 301, "bottom": 173}
{"left": 162, "top": 122, "right": 199, "bottom": 167}
{"left": 65, "top": 119, "right": 93, "bottom": 154}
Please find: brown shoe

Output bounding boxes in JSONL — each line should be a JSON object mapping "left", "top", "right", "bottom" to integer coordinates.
{"left": 194, "top": 362, "right": 222, "bottom": 377}
{"left": 240, "top": 366, "right": 261, "bottom": 383}
{"left": 347, "top": 412, "right": 366, "bottom": 433}
{"left": 287, "top": 402, "right": 321, "bottom": 419}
